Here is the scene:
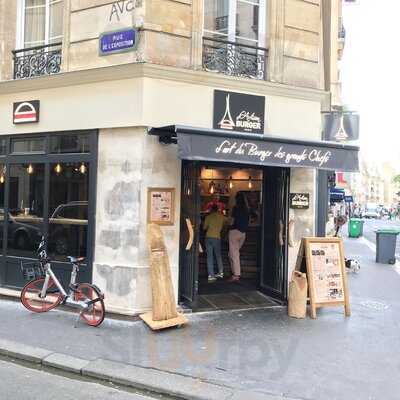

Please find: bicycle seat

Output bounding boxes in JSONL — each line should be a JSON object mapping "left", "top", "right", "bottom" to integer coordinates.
{"left": 67, "top": 256, "right": 85, "bottom": 264}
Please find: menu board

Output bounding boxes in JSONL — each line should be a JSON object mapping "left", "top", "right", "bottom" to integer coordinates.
{"left": 299, "top": 237, "right": 350, "bottom": 319}
{"left": 308, "top": 241, "right": 344, "bottom": 302}
{"left": 147, "top": 188, "right": 175, "bottom": 225}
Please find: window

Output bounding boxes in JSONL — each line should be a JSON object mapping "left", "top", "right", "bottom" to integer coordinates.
{"left": 203, "top": 0, "right": 267, "bottom": 79}
{"left": 11, "top": 138, "right": 45, "bottom": 154}
{"left": 203, "top": 0, "right": 266, "bottom": 47}
{"left": 50, "top": 134, "right": 90, "bottom": 154}
{"left": 17, "top": 0, "right": 64, "bottom": 48}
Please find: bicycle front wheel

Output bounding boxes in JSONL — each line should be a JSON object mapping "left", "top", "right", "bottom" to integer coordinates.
{"left": 75, "top": 283, "right": 105, "bottom": 327}
{"left": 21, "top": 278, "right": 63, "bottom": 313}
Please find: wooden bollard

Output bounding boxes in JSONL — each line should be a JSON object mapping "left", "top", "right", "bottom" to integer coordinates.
{"left": 140, "top": 223, "right": 187, "bottom": 330}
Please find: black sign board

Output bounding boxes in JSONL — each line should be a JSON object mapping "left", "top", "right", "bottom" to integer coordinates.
{"left": 13, "top": 100, "right": 40, "bottom": 124}
{"left": 177, "top": 132, "right": 359, "bottom": 172}
{"left": 290, "top": 193, "right": 310, "bottom": 209}
{"left": 213, "top": 90, "right": 265, "bottom": 134}
{"left": 322, "top": 112, "right": 359, "bottom": 142}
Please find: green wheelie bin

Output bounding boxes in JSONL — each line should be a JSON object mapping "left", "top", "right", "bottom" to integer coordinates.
{"left": 348, "top": 218, "right": 364, "bottom": 238}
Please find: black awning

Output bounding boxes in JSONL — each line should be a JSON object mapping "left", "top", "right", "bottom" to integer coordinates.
{"left": 149, "top": 125, "right": 359, "bottom": 172}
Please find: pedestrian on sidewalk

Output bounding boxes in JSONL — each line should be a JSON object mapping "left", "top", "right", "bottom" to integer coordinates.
{"left": 203, "top": 203, "right": 228, "bottom": 282}
{"left": 228, "top": 193, "right": 249, "bottom": 283}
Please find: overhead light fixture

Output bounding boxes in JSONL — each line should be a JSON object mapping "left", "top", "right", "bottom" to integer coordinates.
{"left": 79, "top": 162, "right": 87, "bottom": 174}
{"left": 229, "top": 176, "right": 233, "bottom": 189}
{"left": 248, "top": 175, "right": 253, "bottom": 189}
{"left": 54, "top": 163, "right": 62, "bottom": 174}
{"left": 27, "top": 164, "right": 34, "bottom": 174}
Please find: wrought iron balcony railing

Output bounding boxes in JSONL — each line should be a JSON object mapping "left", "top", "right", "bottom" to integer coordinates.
{"left": 202, "top": 37, "right": 267, "bottom": 80}
{"left": 12, "top": 42, "right": 62, "bottom": 80}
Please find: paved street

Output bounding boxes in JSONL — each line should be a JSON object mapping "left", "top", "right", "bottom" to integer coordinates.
{"left": 357, "top": 218, "right": 400, "bottom": 258}
{"left": 1, "top": 235, "right": 400, "bottom": 400}
{"left": 0, "top": 359, "right": 160, "bottom": 400}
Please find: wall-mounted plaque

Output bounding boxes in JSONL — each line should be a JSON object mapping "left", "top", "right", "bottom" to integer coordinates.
{"left": 290, "top": 193, "right": 310, "bottom": 209}
{"left": 147, "top": 188, "right": 175, "bottom": 225}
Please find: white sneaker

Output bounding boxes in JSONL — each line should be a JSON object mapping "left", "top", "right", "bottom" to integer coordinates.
{"left": 208, "top": 275, "right": 217, "bottom": 282}
{"left": 216, "top": 272, "right": 224, "bottom": 279}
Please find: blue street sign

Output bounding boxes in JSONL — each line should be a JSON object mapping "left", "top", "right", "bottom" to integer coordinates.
{"left": 99, "top": 28, "right": 138, "bottom": 56}
{"left": 344, "top": 195, "right": 354, "bottom": 203}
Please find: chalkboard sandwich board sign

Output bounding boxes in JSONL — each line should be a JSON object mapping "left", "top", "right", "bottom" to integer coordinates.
{"left": 296, "top": 237, "right": 350, "bottom": 319}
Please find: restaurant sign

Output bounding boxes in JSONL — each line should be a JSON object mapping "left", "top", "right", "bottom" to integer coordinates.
{"left": 99, "top": 28, "right": 138, "bottom": 56}
{"left": 177, "top": 133, "right": 359, "bottom": 172}
{"left": 213, "top": 90, "right": 265, "bottom": 134}
{"left": 290, "top": 193, "right": 310, "bottom": 209}
{"left": 13, "top": 100, "right": 40, "bottom": 124}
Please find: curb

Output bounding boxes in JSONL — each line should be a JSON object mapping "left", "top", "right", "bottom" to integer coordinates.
{"left": 0, "top": 339, "right": 295, "bottom": 400}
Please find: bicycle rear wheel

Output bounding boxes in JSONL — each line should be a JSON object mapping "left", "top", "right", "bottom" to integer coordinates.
{"left": 75, "top": 283, "right": 105, "bottom": 327}
{"left": 21, "top": 278, "right": 63, "bottom": 313}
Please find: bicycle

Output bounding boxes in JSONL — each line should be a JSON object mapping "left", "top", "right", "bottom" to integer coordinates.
{"left": 20, "top": 237, "right": 105, "bottom": 327}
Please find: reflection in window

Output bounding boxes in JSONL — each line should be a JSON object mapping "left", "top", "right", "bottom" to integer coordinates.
{"left": 0, "top": 139, "right": 6, "bottom": 155}
{"left": 48, "top": 162, "right": 89, "bottom": 262}
{"left": 7, "top": 164, "right": 44, "bottom": 258}
{"left": 11, "top": 138, "right": 45, "bottom": 154}
{"left": 50, "top": 134, "right": 90, "bottom": 154}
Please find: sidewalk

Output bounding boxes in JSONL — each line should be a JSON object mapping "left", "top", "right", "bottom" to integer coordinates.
{"left": 1, "top": 236, "right": 400, "bottom": 400}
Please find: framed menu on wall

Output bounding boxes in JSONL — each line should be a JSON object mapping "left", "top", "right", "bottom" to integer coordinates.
{"left": 298, "top": 237, "right": 350, "bottom": 319}
{"left": 147, "top": 188, "right": 175, "bottom": 225}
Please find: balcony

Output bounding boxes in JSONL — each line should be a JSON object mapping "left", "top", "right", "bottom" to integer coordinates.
{"left": 12, "top": 43, "right": 62, "bottom": 80}
{"left": 202, "top": 37, "right": 267, "bottom": 80}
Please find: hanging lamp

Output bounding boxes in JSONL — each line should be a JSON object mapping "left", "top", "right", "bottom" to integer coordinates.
{"left": 248, "top": 175, "right": 253, "bottom": 189}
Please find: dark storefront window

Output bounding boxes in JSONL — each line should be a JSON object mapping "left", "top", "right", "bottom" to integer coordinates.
{"left": 11, "top": 138, "right": 45, "bottom": 154}
{"left": 7, "top": 164, "right": 44, "bottom": 258}
{"left": 0, "top": 131, "right": 96, "bottom": 289}
{"left": 0, "top": 164, "right": 5, "bottom": 250}
{"left": 48, "top": 162, "right": 89, "bottom": 262}
{"left": 50, "top": 134, "right": 90, "bottom": 154}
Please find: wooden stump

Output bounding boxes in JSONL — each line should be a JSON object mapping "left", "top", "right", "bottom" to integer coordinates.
{"left": 140, "top": 223, "right": 188, "bottom": 330}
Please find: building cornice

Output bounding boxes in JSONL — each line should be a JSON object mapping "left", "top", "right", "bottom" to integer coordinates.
{"left": 0, "top": 62, "right": 330, "bottom": 105}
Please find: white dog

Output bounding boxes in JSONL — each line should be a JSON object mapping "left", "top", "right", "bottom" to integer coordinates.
{"left": 345, "top": 258, "right": 361, "bottom": 273}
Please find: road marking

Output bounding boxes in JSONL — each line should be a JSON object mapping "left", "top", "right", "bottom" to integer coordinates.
{"left": 359, "top": 236, "right": 376, "bottom": 252}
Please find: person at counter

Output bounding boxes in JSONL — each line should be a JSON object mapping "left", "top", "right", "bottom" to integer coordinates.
{"left": 228, "top": 193, "right": 249, "bottom": 283}
{"left": 203, "top": 204, "right": 228, "bottom": 282}
{"left": 205, "top": 194, "right": 225, "bottom": 214}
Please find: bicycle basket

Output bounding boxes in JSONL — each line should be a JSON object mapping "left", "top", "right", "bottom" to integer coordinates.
{"left": 21, "top": 261, "right": 45, "bottom": 281}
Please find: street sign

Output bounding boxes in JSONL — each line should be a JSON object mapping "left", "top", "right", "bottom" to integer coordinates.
{"left": 99, "top": 28, "right": 138, "bottom": 56}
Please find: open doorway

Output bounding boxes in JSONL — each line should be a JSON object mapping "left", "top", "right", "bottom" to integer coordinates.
{"left": 197, "top": 166, "right": 266, "bottom": 304}
{"left": 179, "top": 161, "right": 289, "bottom": 312}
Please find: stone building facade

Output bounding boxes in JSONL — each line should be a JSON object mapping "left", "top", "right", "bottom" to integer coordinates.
{"left": 0, "top": 0, "right": 357, "bottom": 315}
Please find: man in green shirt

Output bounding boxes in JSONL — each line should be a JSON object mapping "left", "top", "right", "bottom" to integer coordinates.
{"left": 203, "top": 204, "right": 228, "bottom": 282}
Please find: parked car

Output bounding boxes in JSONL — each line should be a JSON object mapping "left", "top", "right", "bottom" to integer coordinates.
{"left": 49, "top": 201, "right": 88, "bottom": 257}
{"left": 362, "top": 203, "right": 380, "bottom": 219}
{"left": 0, "top": 209, "right": 42, "bottom": 250}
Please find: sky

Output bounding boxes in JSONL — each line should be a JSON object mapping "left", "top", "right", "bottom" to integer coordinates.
{"left": 341, "top": 1, "right": 400, "bottom": 165}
